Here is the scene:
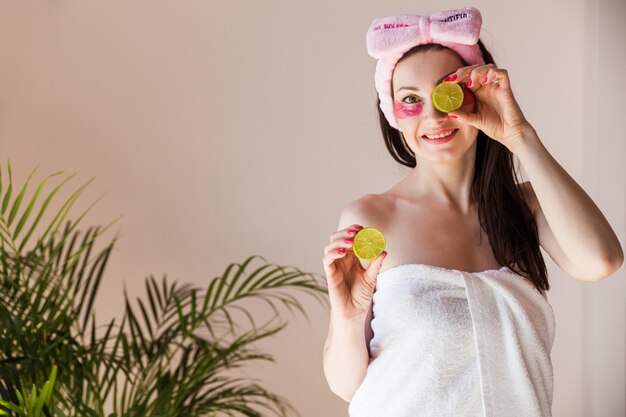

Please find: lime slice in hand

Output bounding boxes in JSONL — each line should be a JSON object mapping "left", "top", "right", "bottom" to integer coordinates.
{"left": 352, "top": 227, "right": 386, "bottom": 261}
{"left": 432, "top": 81, "right": 464, "bottom": 113}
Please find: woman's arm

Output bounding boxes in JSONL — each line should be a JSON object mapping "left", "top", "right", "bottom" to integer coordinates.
{"left": 444, "top": 64, "right": 622, "bottom": 280}
{"left": 323, "top": 313, "right": 370, "bottom": 402}
{"left": 510, "top": 127, "right": 624, "bottom": 281}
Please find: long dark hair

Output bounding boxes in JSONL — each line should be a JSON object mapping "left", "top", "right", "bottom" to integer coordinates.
{"left": 376, "top": 40, "right": 550, "bottom": 295}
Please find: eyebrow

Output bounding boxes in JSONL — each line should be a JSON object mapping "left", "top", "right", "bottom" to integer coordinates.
{"left": 395, "top": 74, "right": 451, "bottom": 94}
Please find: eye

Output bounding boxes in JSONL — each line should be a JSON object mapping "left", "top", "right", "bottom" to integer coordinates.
{"left": 402, "top": 95, "right": 423, "bottom": 104}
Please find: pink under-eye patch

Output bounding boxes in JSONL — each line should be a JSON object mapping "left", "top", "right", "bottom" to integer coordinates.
{"left": 394, "top": 100, "right": 423, "bottom": 119}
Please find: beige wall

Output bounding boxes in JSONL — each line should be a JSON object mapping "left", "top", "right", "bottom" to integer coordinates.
{"left": 1, "top": 1, "right": 624, "bottom": 416}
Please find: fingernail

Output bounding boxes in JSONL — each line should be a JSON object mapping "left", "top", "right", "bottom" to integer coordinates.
{"left": 347, "top": 229, "right": 355, "bottom": 235}
{"left": 354, "top": 225, "right": 363, "bottom": 230}
{"left": 443, "top": 76, "right": 451, "bottom": 81}
{"left": 482, "top": 76, "right": 488, "bottom": 85}
{"left": 344, "top": 238, "right": 353, "bottom": 244}
{"left": 338, "top": 248, "right": 346, "bottom": 254}
{"left": 449, "top": 74, "right": 457, "bottom": 81}
{"left": 467, "top": 79, "right": 472, "bottom": 88}
{"left": 449, "top": 114, "right": 458, "bottom": 119}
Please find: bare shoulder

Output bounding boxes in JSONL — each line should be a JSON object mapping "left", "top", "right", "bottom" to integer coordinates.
{"left": 336, "top": 194, "right": 396, "bottom": 271}
{"left": 337, "top": 193, "right": 395, "bottom": 231}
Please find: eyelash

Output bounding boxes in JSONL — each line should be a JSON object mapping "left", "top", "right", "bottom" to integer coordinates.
{"left": 402, "top": 95, "right": 423, "bottom": 104}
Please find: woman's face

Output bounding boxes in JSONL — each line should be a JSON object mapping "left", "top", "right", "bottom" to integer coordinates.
{"left": 391, "top": 48, "right": 478, "bottom": 161}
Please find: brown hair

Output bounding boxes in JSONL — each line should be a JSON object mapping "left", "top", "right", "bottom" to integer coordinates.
{"left": 375, "top": 40, "right": 550, "bottom": 295}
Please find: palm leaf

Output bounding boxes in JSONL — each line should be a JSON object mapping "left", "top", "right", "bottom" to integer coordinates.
{"left": 0, "top": 160, "right": 330, "bottom": 417}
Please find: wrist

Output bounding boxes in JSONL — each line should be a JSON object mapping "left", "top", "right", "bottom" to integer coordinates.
{"left": 504, "top": 124, "right": 539, "bottom": 153}
{"left": 331, "top": 310, "right": 367, "bottom": 326}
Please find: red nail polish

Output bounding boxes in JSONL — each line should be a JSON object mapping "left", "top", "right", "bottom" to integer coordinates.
{"left": 354, "top": 225, "right": 363, "bottom": 230}
{"left": 449, "top": 74, "right": 458, "bottom": 81}
{"left": 443, "top": 76, "right": 451, "bottom": 81}
{"left": 449, "top": 114, "right": 458, "bottom": 119}
{"left": 467, "top": 79, "right": 472, "bottom": 88}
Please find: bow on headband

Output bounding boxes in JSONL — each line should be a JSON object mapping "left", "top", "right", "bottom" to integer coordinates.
{"left": 365, "top": 6, "right": 485, "bottom": 129}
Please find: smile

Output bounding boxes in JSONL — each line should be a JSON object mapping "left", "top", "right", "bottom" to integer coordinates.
{"left": 421, "top": 129, "right": 459, "bottom": 144}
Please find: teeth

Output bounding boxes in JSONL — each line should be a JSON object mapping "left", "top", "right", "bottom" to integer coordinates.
{"left": 425, "top": 130, "right": 456, "bottom": 139}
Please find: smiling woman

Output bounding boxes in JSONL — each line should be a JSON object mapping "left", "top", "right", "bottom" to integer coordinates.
{"left": 323, "top": 5, "right": 623, "bottom": 417}
{"left": 375, "top": 38, "right": 550, "bottom": 295}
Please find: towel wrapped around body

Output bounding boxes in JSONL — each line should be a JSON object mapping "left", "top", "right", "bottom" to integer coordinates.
{"left": 347, "top": 263, "right": 555, "bottom": 417}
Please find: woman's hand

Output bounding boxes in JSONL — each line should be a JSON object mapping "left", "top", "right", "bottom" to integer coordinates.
{"left": 322, "top": 224, "right": 388, "bottom": 322}
{"left": 446, "top": 63, "right": 535, "bottom": 149}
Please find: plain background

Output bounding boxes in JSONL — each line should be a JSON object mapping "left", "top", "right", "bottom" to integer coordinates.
{"left": 1, "top": 0, "right": 624, "bottom": 416}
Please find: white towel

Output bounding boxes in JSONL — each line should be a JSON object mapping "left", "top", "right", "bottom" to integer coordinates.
{"left": 348, "top": 263, "right": 555, "bottom": 417}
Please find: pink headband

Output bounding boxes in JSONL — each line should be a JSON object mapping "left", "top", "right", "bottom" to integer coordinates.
{"left": 365, "top": 6, "right": 485, "bottom": 130}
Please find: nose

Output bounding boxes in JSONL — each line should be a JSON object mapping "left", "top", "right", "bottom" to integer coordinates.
{"left": 423, "top": 98, "right": 450, "bottom": 121}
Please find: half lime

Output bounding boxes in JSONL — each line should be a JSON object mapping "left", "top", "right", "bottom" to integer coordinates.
{"left": 352, "top": 227, "right": 386, "bottom": 261}
{"left": 432, "top": 81, "right": 464, "bottom": 113}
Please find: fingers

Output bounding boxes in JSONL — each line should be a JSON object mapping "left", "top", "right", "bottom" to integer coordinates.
{"left": 366, "top": 250, "right": 388, "bottom": 271}
{"left": 363, "top": 250, "right": 388, "bottom": 285}
{"left": 447, "top": 64, "right": 508, "bottom": 92}
{"left": 444, "top": 63, "right": 481, "bottom": 80}
{"left": 322, "top": 224, "right": 362, "bottom": 271}
{"left": 462, "top": 64, "right": 495, "bottom": 90}
{"left": 322, "top": 238, "right": 353, "bottom": 262}
{"left": 328, "top": 224, "right": 362, "bottom": 242}
{"left": 479, "top": 67, "right": 508, "bottom": 89}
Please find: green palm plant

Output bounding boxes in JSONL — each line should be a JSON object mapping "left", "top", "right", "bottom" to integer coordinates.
{"left": 0, "top": 366, "right": 58, "bottom": 417}
{"left": 0, "top": 160, "right": 329, "bottom": 417}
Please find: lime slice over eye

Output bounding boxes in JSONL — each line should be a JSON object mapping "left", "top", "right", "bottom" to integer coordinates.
{"left": 432, "top": 81, "right": 465, "bottom": 113}
{"left": 352, "top": 227, "right": 386, "bottom": 261}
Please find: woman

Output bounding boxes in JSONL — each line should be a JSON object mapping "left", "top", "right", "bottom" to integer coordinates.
{"left": 322, "top": 6, "right": 623, "bottom": 417}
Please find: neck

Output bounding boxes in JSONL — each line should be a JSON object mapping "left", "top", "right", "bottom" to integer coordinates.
{"left": 408, "top": 148, "right": 477, "bottom": 214}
